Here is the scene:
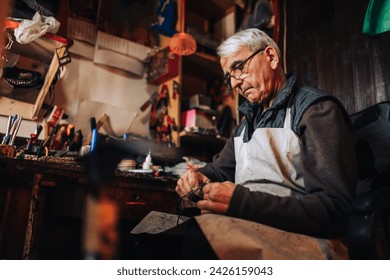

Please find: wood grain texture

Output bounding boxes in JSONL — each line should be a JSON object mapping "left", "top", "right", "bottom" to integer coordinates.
{"left": 283, "top": 0, "right": 390, "bottom": 114}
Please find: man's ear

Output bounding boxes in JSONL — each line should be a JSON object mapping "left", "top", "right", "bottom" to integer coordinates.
{"left": 264, "top": 47, "right": 279, "bottom": 69}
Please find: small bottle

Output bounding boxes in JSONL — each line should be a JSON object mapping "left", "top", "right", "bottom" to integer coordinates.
{"left": 142, "top": 151, "right": 153, "bottom": 170}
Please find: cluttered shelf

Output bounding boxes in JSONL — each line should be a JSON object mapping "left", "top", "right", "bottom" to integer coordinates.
{"left": 0, "top": 24, "right": 70, "bottom": 120}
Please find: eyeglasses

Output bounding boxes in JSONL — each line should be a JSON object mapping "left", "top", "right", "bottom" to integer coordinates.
{"left": 223, "top": 47, "right": 265, "bottom": 89}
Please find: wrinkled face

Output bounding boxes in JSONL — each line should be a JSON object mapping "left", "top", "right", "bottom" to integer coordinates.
{"left": 220, "top": 46, "right": 280, "bottom": 105}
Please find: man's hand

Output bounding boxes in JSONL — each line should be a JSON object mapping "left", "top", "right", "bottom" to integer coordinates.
{"left": 175, "top": 169, "right": 210, "bottom": 198}
{"left": 197, "top": 181, "right": 236, "bottom": 214}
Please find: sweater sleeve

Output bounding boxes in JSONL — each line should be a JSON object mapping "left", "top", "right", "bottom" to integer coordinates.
{"left": 226, "top": 100, "right": 358, "bottom": 238}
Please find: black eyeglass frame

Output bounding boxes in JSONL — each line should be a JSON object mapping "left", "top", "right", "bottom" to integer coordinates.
{"left": 223, "top": 47, "right": 266, "bottom": 89}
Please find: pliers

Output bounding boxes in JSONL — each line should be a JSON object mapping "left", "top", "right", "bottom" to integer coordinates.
{"left": 184, "top": 181, "right": 210, "bottom": 202}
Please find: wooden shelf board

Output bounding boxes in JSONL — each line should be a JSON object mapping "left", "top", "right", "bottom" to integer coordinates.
{"left": 179, "top": 131, "right": 226, "bottom": 145}
{"left": 186, "top": 0, "right": 235, "bottom": 21}
{"left": 183, "top": 52, "right": 223, "bottom": 80}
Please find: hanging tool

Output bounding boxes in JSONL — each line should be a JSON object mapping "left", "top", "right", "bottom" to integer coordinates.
{"left": 140, "top": 91, "right": 158, "bottom": 112}
{"left": 150, "top": 84, "right": 169, "bottom": 128}
{"left": 173, "top": 80, "right": 180, "bottom": 99}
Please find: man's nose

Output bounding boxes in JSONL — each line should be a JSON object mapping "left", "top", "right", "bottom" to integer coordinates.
{"left": 230, "top": 76, "right": 243, "bottom": 89}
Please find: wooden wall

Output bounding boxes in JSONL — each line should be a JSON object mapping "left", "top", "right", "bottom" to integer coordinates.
{"left": 281, "top": 0, "right": 390, "bottom": 114}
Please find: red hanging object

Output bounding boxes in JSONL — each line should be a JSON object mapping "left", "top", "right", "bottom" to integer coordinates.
{"left": 169, "top": 0, "right": 196, "bottom": 56}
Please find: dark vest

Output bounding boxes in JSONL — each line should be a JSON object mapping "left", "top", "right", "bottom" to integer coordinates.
{"left": 235, "top": 72, "right": 348, "bottom": 142}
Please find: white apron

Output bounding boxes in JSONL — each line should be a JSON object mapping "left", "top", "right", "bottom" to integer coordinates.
{"left": 234, "top": 103, "right": 305, "bottom": 196}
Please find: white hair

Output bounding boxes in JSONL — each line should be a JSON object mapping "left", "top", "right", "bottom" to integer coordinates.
{"left": 217, "top": 28, "right": 281, "bottom": 58}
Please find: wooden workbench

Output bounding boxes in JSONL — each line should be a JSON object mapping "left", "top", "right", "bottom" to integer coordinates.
{"left": 0, "top": 156, "right": 179, "bottom": 259}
